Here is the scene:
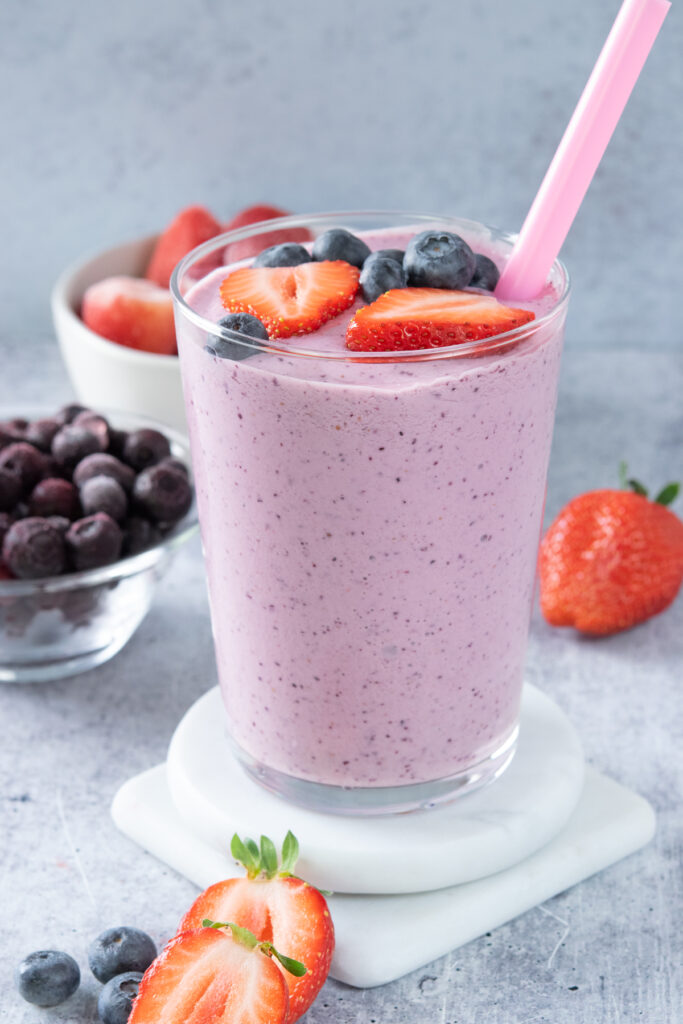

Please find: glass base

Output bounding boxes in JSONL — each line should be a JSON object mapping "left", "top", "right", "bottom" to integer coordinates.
{"left": 231, "top": 725, "right": 519, "bottom": 816}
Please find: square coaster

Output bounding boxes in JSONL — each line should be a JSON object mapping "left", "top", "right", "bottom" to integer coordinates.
{"left": 112, "top": 764, "right": 654, "bottom": 988}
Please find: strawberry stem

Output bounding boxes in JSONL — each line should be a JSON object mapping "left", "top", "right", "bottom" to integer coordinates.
{"left": 202, "top": 920, "right": 307, "bottom": 976}
{"left": 619, "top": 462, "right": 680, "bottom": 506}
{"left": 654, "top": 482, "right": 680, "bottom": 507}
{"left": 230, "top": 830, "right": 301, "bottom": 879}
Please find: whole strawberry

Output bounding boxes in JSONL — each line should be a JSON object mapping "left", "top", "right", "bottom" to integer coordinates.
{"left": 179, "top": 832, "right": 333, "bottom": 1024}
{"left": 539, "top": 466, "right": 683, "bottom": 636}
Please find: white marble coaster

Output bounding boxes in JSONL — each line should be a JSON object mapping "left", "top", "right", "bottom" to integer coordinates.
{"left": 112, "top": 764, "right": 655, "bottom": 988}
{"left": 164, "top": 684, "right": 585, "bottom": 894}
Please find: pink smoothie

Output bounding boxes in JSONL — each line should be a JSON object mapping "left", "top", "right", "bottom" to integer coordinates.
{"left": 176, "top": 222, "right": 568, "bottom": 791}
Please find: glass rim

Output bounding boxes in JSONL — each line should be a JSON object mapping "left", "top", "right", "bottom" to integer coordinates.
{"left": 170, "top": 209, "right": 571, "bottom": 363}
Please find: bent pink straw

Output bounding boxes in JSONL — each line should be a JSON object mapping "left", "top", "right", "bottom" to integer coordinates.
{"left": 495, "top": 0, "right": 670, "bottom": 302}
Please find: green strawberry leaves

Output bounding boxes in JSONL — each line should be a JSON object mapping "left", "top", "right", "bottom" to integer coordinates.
{"left": 230, "top": 829, "right": 300, "bottom": 880}
{"left": 202, "top": 919, "right": 307, "bottom": 976}
{"left": 619, "top": 462, "right": 680, "bottom": 507}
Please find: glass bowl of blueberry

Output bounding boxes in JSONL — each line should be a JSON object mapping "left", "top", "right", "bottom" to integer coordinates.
{"left": 0, "top": 404, "right": 198, "bottom": 683}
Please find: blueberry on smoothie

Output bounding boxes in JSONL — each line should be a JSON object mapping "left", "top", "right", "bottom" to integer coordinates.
{"left": 97, "top": 971, "right": 143, "bottom": 1024}
{"left": 253, "top": 242, "right": 312, "bottom": 267}
{"left": 65, "top": 513, "right": 122, "bottom": 571}
{"left": 14, "top": 949, "right": 80, "bottom": 1007}
{"left": 403, "top": 230, "right": 476, "bottom": 289}
{"left": 88, "top": 926, "right": 156, "bottom": 983}
{"left": 470, "top": 253, "right": 500, "bottom": 291}
{"left": 2, "top": 518, "right": 67, "bottom": 578}
{"left": 360, "top": 253, "right": 407, "bottom": 302}
{"left": 371, "top": 248, "right": 405, "bottom": 265}
{"left": 312, "top": 228, "right": 371, "bottom": 269}
{"left": 206, "top": 313, "right": 269, "bottom": 361}
{"left": 122, "top": 429, "right": 171, "bottom": 472}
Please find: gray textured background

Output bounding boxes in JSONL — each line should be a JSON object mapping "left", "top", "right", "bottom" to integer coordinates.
{"left": 1, "top": 1, "right": 682, "bottom": 1022}
{"left": 1, "top": 0, "right": 681, "bottom": 352}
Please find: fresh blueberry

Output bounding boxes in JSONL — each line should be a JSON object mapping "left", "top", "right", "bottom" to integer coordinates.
{"left": 371, "top": 248, "right": 404, "bottom": 265}
{"left": 253, "top": 243, "right": 312, "bottom": 267}
{"left": 14, "top": 950, "right": 80, "bottom": 1007}
{"left": 359, "top": 253, "right": 407, "bottom": 302}
{"left": 88, "top": 927, "right": 156, "bottom": 984}
{"left": 0, "top": 511, "right": 13, "bottom": 547}
{"left": 122, "top": 430, "right": 171, "bottom": 472}
{"left": 133, "top": 465, "right": 193, "bottom": 525}
{"left": 122, "top": 516, "right": 162, "bottom": 556}
{"left": 52, "top": 425, "right": 104, "bottom": 471}
{"left": 73, "top": 410, "right": 110, "bottom": 449}
{"left": 403, "top": 230, "right": 476, "bottom": 289}
{"left": 107, "top": 428, "right": 129, "bottom": 459}
{"left": 469, "top": 253, "right": 500, "bottom": 291}
{"left": 73, "top": 453, "right": 136, "bottom": 494}
{"left": 56, "top": 403, "right": 89, "bottom": 426}
{"left": 206, "top": 313, "right": 269, "bottom": 361}
{"left": 312, "top": 228, "right": 371, "bottom": 269}
{"left": 47, "top": 515, "right": 71, "bottom": 536}
{"left": 97, "top": 971, "right": 143, "bottom": 1024}
{"left": 0, "top": 465, "right": 22, "bottom": 511}
{"left": 65, "top": 513, "right": 122, "bottom": 571}
{"left": 158, "top": 456, "right": 189, "bottom": 477}
{"left": 2, "top": 518, "right": 67, "bottom": 579}
{"left": 79, "top": 476, "right": 128, "bottom": 522}
{"left": 24, "top": 418, "right": 61, "bottom": 453}
{"left": 29, "top": 478, "right": 81, "bottom": 519}
{"left": 0, "top": 442, "right": 45, "bottom": 493}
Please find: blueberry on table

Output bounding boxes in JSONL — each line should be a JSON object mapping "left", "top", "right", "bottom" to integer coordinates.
{"left": 133, "top": 464, "right": 193, "bottom": 524}
{"left": 2, "top": 518, "right": 67, "bottom": 579}
{"left": 360, "top": 253, "right": 407, "bottom": 302}
{"left": 0, "top": 441, "right": 45, "bottom": 492}
{"left": 14, "top": 949, "right": 80, "bottom": 1007}
{"left": 253, "top": 242, "right": 312, "bottom": 267}
{"left": 469, "top": 253, "right": 500, "bottom": 291}
{"left": 122, "top": 429, "right": 171, "bottom": 472}
{"left": 65, "top": 513, "right": 122, "bottom": 571}
{"left": 79, "top": 475, "right": 128, "bottom": 522}
{"left": 97, "top": 971, "right": 143, "bottom": 1024}
{"left": 73, "top": 453, "right": 136, "bottom": 493}
{"left": 312, "top": 228, "right": 372, "bottom": 268}
{"left": 403, "top": 229, "right": 476, "bottom": 289}
{"left": 51, "top": 424, "right": 105, "bottom": 470}
{"left": 0, "top": 465, "right": 22, "bottom": 511}
{"left": 206, "top": 313, "right": 269, "bottom": 361}
{"left": 29, "top": 478, "right": 81, "bottom": 519}
{"left": 88, "top": 926, "right": 156, "bottom": 984}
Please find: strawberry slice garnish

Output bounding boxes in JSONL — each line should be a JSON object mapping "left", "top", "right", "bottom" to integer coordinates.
{"left": 220, "top": 261, "right": 359, "bottom": 339}
{"left": 179, "top": 832, "right": 334, "bottom": 1024}
{"left": 129, "top": 924, "right": 299, "bottom": 1024}
{"left": 345, "top": 287, "right": 535, "bottom": 352}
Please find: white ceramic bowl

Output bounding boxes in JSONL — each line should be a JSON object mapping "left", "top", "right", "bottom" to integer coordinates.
{"left": 51, "top": 236, "right": 187, "bottom": 432}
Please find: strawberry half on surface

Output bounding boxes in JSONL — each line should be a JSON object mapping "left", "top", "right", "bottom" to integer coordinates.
{"left": 179, "top": 832, "right": 334, "bottom": 1024}
{"left": 220, "top": 261, "right": 359, "bottom": 339}
{"left": 539, "top": 469, "right": 683, "bottom": 636}
{"left": 345, "top": 287, "right": 535, "bottom": 352}
{"left": 129, "top": 923, "right": 302, "bottom": 1024}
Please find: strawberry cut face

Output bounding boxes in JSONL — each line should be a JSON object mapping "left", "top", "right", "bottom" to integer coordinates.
{"left": 345, "top": 287, "right": 536, "bottom": 352}
{"left": 220, "top": 261, "right": 360, "bottom": 339}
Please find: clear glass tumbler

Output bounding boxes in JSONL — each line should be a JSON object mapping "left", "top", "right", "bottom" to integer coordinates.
{"left": 171, "top": 211, "right": 570, "bottom": 814}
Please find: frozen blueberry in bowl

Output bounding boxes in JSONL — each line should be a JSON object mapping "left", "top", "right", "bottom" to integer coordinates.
{"left": 0, "top": 406, "right": 197, "bottom": 684}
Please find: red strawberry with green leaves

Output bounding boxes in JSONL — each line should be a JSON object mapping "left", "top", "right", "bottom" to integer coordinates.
{"left": 539, "top": 465, "right": 683, "bottom": 635}
{"left": 179, "top": 832, "right": 334, "bottom": 1024}
{"left": 129, "top": 922, "right": 304, "bottom": 1024}
{"left": 345, "top": 287, "right": 535, "bottom": 352}
{"left": 220, "top": 261, "right": 359, "bottom": 339}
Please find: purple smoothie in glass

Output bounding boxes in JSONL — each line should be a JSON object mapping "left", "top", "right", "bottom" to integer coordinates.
{"left": 171, "top": 212, "right": 569, "bottom": 813}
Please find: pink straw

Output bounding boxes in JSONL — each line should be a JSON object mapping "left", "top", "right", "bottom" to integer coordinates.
{"left": 495, "top": 0, "right": 670, "bottom": 302}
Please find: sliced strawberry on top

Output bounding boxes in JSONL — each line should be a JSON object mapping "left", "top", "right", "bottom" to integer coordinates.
{"left": 179, "top": 833, "right": 334, "bottom": 1024}
{"left": 220, "top": 261, "right": 359, "bottom": 339}
{"left": 222, "top": 205, "right": 312, "bottom": 263}
{"left": 129, "top": 925, "right": 295, "bottom": 1024}
{"left": 345, "top": 287, "right": 535, "bottom": 352}
{"left": 146, "top": 205, "right": 223, "bottom": 288}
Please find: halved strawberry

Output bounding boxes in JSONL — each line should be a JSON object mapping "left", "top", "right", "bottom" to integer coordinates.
{"left": 179, "top": 833, "right": 334, "bottom": 1024}
{"left": 220, "top": 261, "right": 359, "bottom": 339}
{"left": 129, "top": 925, "right": 295, "bottom": 1024}
{"left": 345, "top": 287, "right": 535, "bottom": 352}
{"left": 81, "top": 276, "right": 177, "bottom": 355}
{"left": 222, "top": 205, "right": 312, "bottom": 263}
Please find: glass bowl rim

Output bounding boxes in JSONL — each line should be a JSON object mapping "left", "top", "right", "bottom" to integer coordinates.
{"left": 0, "top": 405, "right": 198, "bottom": 596}
{"left": 170, "top": 209, "right": 571, "bottom": 363}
